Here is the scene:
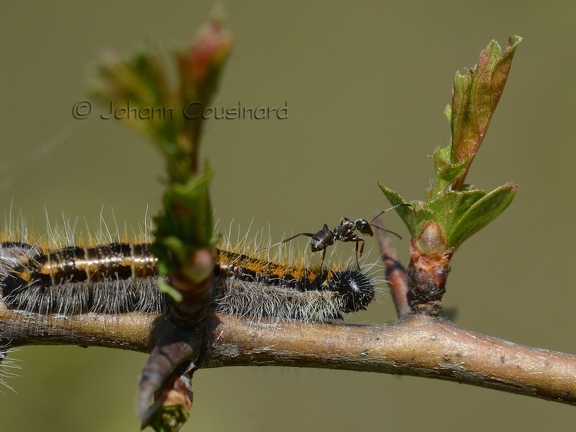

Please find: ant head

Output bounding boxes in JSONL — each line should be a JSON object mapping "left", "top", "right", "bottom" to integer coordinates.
{"left": 354, "top": 219, "right": 374, "bottom": 236}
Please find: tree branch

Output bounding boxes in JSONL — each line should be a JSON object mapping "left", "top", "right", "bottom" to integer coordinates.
{"left": 203, "top": 313, "right": 576, "bottom": 404}
{"left": 2, "top": 303, "right": 576, "bottom": 405}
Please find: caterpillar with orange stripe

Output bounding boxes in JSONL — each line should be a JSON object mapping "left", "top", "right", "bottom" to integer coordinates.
{"left": 0, "top": 241, "right": 376, "bottom": 323}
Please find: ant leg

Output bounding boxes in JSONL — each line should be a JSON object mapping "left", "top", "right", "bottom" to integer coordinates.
{"left": 319, "top": 247, "right": 327, "bottom": 271}
{"left": 256, "top": 232, "right": 315, "bottom": 252}
{"left": 358, "top": 237, "right": 365, "bottom": 258}
{"left": 352, "top": 238, "right": 365, "bottom": 269}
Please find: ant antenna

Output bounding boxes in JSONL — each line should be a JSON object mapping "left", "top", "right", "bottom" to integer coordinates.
{"left": 368, "top": 203, "right": 412, "bottom": 240}
{"left": 369, "top": 203, "right": 412, "bottom": 225}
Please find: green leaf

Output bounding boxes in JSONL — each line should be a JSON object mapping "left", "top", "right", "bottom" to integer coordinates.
{"left": 430, "top": 151, "right": 472, "bottom": 199}
{"left": 426, "top": 189, "right": 485, "bottom": 229}
{"left": 410, "top": 190, "right": 481, "bottom": 249}
{"left": 449, "top": 36, "right": 522, "bottom": 190}
{"left": 444, "top": 104, "right": 452, "bottom": 124}
{"left": 380, "top": 182, "right": 517, "bottom": 253}
{"left": 448, "top": 182, "right": 518, "bottom": 249}
{"left": 152, "top": 164, "right": 215, "bottom": 275}
{"left": 157, "top": 279, "right": 183, "bottom": 303}
{"left": 378, "top": 183, "right": 416, "bottom": 237}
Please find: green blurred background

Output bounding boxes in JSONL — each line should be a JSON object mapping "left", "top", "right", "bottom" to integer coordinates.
{"left": 1, "top": 1, "right": 576, "bottom": 431}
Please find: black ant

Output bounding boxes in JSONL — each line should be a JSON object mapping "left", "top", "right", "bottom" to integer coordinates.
{"left": 258, "top": 203, "right": 411, "bottom": 269}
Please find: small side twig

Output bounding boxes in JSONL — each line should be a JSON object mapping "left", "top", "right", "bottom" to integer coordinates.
{"left": 139, "top": 248, "right": 216, "bottom": 428}
{"left": 138, "top": 316, "right": 203, "bottom": 428}
{"left": 372, "top": 213, "right": 410, "bottom": 318}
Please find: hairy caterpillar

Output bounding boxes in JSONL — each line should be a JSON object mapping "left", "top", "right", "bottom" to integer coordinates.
{"left": 0, "top": 241, "right": 376, "bottom": 323}
{"left": 0, "top": 223, "right": 382, "bottom": 392}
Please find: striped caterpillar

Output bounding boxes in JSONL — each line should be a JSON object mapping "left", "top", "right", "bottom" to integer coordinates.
{"left": 0, "top": 241, "right": 376, "bottom": 323}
